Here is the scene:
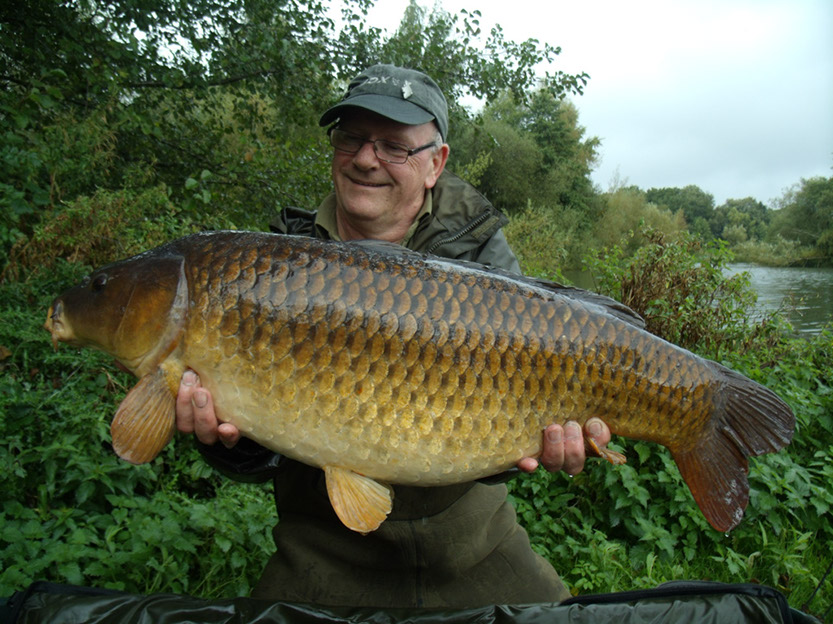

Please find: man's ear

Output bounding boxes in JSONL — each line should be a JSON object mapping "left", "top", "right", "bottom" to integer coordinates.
{"left": 425, "top": 143, "right": 450, "bottom": 189}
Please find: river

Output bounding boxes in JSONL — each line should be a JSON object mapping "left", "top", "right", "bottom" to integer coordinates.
{"left": 725, "top": 264, "right": 833, "bottom": 336}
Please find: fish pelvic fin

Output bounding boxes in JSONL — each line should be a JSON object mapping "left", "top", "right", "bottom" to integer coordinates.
{"left": 674, "top": 364, "right": 795, "bottom": 532}
{"left": 111, "top": 365, "right": 179, "bottom": 464}
{"left": 586, "top": 436, "right": 627, "bottom": 465}
{"left": 324, "top": 466, "right": 394, "bottom": 534}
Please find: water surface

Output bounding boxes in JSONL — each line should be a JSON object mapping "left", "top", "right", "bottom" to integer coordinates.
{"left": 726, "top": 263, "right": 833, "bottom": 335}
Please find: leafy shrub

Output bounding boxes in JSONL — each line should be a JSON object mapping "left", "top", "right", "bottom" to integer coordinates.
{"left": 504, "top": 201, "right": 596, "bottom": 279}
{"left": 3, "top": 185, "right": 236, "bottom": 282}
{"left": 582, "top": 228, "right": 788, "bottom": 357}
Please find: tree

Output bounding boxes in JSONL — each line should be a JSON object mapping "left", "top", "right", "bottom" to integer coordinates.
{"left": 645, "top": 185, "right": 715, "bottom": 239}
{"left": 594, "top": 187, "right": 686, "bottom": 253}
{"left": 712, "top": 197, "right": 770, "bottom": 241}
{"left": 1, "top": 0, "right": 590, "bottom": 267}
{"left": 1, "top": 0, "right": 359, "bottom": 255}
{"left": 377, "top": 0, "right": 589, "bottom": 140}
{"left": 452, "top": 89, "right": 599, "bottom": 216}
{"left": 768, "top": 176, "right": 833, "bottom": 261}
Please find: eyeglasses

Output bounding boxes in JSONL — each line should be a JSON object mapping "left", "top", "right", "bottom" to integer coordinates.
{"left": 328, "top": 128, "right": 437, "bottom": 164}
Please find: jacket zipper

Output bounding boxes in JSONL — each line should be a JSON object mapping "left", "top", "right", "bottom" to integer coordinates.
{"left": 425, "top": 211, "right": 495, "bottom": 255}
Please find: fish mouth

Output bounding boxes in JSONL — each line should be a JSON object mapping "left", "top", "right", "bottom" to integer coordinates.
{"left": 44, "top": 300, "right": 69, "bottom": 350}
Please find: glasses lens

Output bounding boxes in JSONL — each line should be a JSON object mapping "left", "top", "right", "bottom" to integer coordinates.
{"left": 330, "top": 129, "right": 362, "bottom": 153}
{"left": 375, "top": 141, "right": 409, "bottom": 164}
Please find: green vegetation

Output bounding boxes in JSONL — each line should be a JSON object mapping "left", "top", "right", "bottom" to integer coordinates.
{"left": 1, "top": 0, "right": 832, "bottom": 619}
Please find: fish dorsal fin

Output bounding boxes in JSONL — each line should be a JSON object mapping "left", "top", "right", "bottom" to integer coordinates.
{"left": 324, "top": 466, "right": 394, "bottom": 534}
{"left": 527, "top": 280, "right": 646, "bottom": 329}
{"left": 111, "top": 365, "right": 180, "bottom": 464}
{"left": 344, "top": 239, "right": 645, "bottom": 329}
{"left": 346, "top": 238, "right": 423, "bottom": 258}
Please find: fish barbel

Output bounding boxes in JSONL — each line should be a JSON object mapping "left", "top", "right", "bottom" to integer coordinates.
{"left": 44, "top": 231, "right": 794, "bottom": 533}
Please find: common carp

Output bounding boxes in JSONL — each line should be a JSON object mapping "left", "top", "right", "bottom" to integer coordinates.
{"left": 44, "top": 231, "right": 794, "bottom": 533}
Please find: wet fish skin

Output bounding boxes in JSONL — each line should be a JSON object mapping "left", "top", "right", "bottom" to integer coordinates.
{"left": 44, "top": 231, "right": 795, "bottom": 533}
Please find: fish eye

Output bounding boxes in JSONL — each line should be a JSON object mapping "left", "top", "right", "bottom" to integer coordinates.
{"left": 91, "top": 274, "right": 108, "bottom": 291}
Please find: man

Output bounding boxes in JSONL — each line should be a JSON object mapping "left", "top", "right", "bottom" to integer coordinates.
{"left": 176, "top": 64, "right": 611, "bottom": 608}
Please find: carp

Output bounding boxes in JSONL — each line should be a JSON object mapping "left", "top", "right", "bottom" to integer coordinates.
{"left": 44, "top": 231, "right": 794, "bottom": 533}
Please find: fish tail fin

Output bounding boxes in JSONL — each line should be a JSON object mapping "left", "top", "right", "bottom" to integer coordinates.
{"left": 673, "top": 364, "right": 794, "bottom": 532}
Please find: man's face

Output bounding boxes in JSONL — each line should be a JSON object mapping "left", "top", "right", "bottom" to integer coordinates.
{"left": 330, "top": 110, "right": 448, "bottom": 241}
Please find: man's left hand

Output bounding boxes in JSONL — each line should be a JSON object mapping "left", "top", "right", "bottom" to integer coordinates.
{"left": 517, "top": 418, "right": 610, "bottom": 476}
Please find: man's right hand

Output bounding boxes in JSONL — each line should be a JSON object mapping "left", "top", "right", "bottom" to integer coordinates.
{"left": 176, "top": 370, "right": 241, "bottom": 448}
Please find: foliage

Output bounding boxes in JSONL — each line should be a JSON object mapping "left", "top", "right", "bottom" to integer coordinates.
{"left": 768, "top": 176, "right": 833, "bottom": 264}
{"left": 452, "top": 91, "right": 599, "bottom": 217}
{"left": 504, "top": 202, "right": 590, "bottom": 277}
{"left": 711, "top": 197, "right": 771, "bottom": 242}
{"left": 380, "top": 1, "right": 589, "bottom": 138}
{"left": 2, "top": 185, "right": 234, "bottom": 282}
{"left": 645, "top": 185, "right": 715, "bottom": 242}
{"left": 0, "top": 0, "right": 589, "bottom": 264}
{"left": 731, "top": 236, "right": 816, "bottom": 267}
{"left": 593, "top": 187, "right": 687, "bottom": 255}
{"left": 582, "top": 228, "right": 788, "bottom": 356}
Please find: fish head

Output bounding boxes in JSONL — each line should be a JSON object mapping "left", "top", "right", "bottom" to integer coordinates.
{"left": 44, "top": 252, "right": 188, "bottom": 377}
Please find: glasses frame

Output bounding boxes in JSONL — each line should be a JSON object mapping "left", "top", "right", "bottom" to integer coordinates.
{"left": 328, "top": 127, "right": 437, "bottom": 164}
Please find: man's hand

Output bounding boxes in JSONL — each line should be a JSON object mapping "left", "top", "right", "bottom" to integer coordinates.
{"left": 176, "top": 370, "right": 240, "bottom": 448}
{"left": 516, "top": 418, "right": 611, "bottom": 476}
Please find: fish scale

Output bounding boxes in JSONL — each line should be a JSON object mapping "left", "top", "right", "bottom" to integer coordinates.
{"left": 45, "top": 230, "right": 794, "bottom": 533}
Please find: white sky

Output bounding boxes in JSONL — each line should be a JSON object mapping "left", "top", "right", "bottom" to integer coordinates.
{"left": 359, "top": 0, "right": 833, "bottom": 206}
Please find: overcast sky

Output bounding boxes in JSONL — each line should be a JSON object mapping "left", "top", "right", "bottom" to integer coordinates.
{"left": 361, "top": 0, "right": 833, "bottom": 207}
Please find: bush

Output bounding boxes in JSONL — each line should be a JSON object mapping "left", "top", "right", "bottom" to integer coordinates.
{"left": 582, "top": 228, "right": 788, "bottom": 357}
{"left": 504, "top": 201, "right": 596, "bottom": 278}
{"left": 594, "top": 188, "right": 687, "bottom": 255}
{"left": 2, "top": 185, "right": 238, "bottom": 282}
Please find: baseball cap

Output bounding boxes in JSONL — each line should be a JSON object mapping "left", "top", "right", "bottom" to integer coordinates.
{"left": 319, "top": 64, "right": 449, "bottom": 141}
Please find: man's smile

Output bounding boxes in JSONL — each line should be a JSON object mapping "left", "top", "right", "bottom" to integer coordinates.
{"left": 349, "top": 176, "right": 387, "bottom": 188}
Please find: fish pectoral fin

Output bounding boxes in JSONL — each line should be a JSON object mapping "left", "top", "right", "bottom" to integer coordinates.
{"left": 324, "top": 466, "right": 393, "bottom": 534}
{"left": 111, "top": 367, "right": 177, "bottom": 465}
{"left": 586, "top": 437, "right": 627, "bottom": 465}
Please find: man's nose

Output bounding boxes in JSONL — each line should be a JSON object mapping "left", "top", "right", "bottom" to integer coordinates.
{"left": 353, "top": 140, "right": 380, "bottom": 168}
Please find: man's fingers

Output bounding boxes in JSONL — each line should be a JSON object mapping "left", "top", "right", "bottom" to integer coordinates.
{"left": 176, "top": 370, "right": 199, "bottom": 433}
{"left": 538, "top": 424, "right": 565, "bottom": 472}
{"left": 560, "top": 421, "right": 585, "bottom": 476}
{"left": 585, "top": 417, "right": 611, "bottom": 448}
{"left": 517, "top": 457, "right": 539, "bottom": 473}
{"left": 217, "top": 422, "right": 241, "bottom": 448}
{"left": 192, "top": 388, "right": 219, "bottom": 445}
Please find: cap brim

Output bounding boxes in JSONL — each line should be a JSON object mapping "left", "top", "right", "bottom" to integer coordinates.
{"left": 319, "top": 94, "right": 435, "bottom": 128}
